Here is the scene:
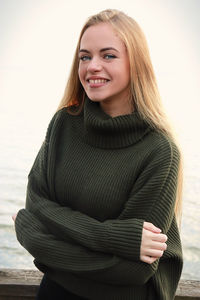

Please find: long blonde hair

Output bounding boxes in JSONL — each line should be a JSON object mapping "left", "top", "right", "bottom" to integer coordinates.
{"left": 57, "top": 9, "right": 183, "bottom": 223}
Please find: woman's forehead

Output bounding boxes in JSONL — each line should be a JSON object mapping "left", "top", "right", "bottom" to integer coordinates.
{"left": 80, "top": 23, "right": 125, "bottom": 51}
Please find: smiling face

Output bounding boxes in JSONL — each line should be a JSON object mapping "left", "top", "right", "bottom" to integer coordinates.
{"left": 78, "top": 23, "right": 131, "bottom": 116}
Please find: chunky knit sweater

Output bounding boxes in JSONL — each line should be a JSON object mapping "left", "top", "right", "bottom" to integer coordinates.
{"left": 15, "top": 98, "right": 183, "bottom": 300}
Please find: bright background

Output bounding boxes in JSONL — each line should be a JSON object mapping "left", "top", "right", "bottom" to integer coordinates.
{"left": 0, "top": 0, "right": 200, "bottom": 279}
{"left": 1, "top": 0, "right": 200, "bottom": 129}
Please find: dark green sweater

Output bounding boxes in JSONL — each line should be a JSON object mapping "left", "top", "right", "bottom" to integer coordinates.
{"left": 15, "top": 98, "right": 183, "bottom": 300}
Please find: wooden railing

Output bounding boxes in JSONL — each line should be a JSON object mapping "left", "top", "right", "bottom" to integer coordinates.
{"left": 0, "top": 269, "right": 200, "bottom": 300}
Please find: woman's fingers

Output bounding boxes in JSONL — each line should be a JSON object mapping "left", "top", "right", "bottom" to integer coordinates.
{"left": 140, "top": 255, "right": 158, "bottom": 265}
{"left": 142, "top": 249, "right": 164, "bottom": 258}
{"left": 144, "top": 228, "right": 167, "bottom": 244}
{"left": 140, "top": 223, "right": 168, "bottom": 264}
{"left": 140, "top": 241, "right": 166, "bottom": 258}
{"left": 152, "top": 233, "right": 168, "bottom": 243}
{"left": 151, "top": 241, "right": 167, "bottom": 251}
{"left": 12, "top": 214, "right": 17, "bottom": 222}
{"left": 143, "top": 221, "right": 161, "bottom": 233}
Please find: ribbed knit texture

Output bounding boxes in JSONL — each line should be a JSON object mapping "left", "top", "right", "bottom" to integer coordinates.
{"left": 15, "top": 98, "right": 183, "bottom": 300}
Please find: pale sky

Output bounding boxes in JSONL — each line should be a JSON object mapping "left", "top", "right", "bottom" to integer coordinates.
{"left": 0, "top": 0, "right": 200, "bottom": 149}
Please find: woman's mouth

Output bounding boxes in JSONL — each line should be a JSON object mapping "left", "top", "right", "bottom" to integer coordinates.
{"left": 87, "top": 78, "right": 110, "bottom": 88}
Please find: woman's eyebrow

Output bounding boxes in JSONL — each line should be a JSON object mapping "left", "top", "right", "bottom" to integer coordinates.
{"left": 79, "top": 47, "right": 119, "bottom": 53}
{"left": 100, "top": 47, "right": 119, "bottom": 53}
{"left": 79, "top": 49, "right": 90, "bottom": 53}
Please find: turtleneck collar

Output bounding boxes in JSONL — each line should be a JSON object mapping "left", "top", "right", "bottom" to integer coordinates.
{"left": 83, "top": 97, "right": 152, "bottom": 149}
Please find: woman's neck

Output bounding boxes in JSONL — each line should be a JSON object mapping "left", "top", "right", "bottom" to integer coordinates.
{"left": 99, "top": 98, "right": 134, "bottom": 118}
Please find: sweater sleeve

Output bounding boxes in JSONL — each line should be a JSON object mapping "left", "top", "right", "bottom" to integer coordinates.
{"left": 15, "top": 209, "right": 118, "bottom": 272}
{"left": 25, "top": 134, "right": 179, "bottom": 263}
{"left": 15, "top": 208, "right": 157, "bottom": 286}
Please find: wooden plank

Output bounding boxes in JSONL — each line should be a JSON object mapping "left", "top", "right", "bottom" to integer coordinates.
{"left": 0, "top": 269, "right": 200, "bottom": 299}
{"left": 0, "top": 269, "right": 42, "bottom": 299}
{"left": 0, "top": 269, "right": 42, "bottom": 285}
{"left": 176, "top": 279, "right": 200, "bottom": 298}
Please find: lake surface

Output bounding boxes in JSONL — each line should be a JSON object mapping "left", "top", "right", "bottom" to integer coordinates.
{"left": 0, "top": 109, "right": 200, "bottom": 280}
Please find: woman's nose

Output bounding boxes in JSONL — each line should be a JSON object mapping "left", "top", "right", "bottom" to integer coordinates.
{"left": 87, "top": 57, "right": 102, "bottom": 72}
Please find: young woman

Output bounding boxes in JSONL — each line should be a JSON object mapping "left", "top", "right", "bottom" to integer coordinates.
{"left": 13, "top": 9, "right": 183, "bottom": 300}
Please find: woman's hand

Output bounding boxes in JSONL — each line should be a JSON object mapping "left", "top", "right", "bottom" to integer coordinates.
{"left": 140, "top": 222, "right": 167, "bottom": 264}
{"left": 12, "top": 213, "right": 18, "bottom": 222}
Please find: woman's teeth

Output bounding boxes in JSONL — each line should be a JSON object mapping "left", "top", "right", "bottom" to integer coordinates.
{"left": 89, "top": 79, "right": 108, "bottom": 84}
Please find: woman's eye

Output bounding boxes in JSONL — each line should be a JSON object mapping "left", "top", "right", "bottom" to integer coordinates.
{"left": 104, "top": 54, "right": 116, "bottom": 60}
{"left": 80, "top": 55, "right": 91, "bottom": 61}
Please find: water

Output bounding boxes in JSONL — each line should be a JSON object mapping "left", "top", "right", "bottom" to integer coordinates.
{"left": 0, "top": 108, "right": 200, "bottom": 280}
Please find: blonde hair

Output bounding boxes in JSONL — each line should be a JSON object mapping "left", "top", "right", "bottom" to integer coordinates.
{"left": 57, "top": 9, "right": 183, "bottom": 223}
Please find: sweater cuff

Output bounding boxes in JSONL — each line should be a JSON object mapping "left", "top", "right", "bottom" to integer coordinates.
{"left": 15, "top": 209, "right": 27, "bottom": 245}
{"left": 107, "top": 219, "right": 144, "bottom": 261}
{"left": 15, "top": 209, "right": 46, "bottom": 246}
